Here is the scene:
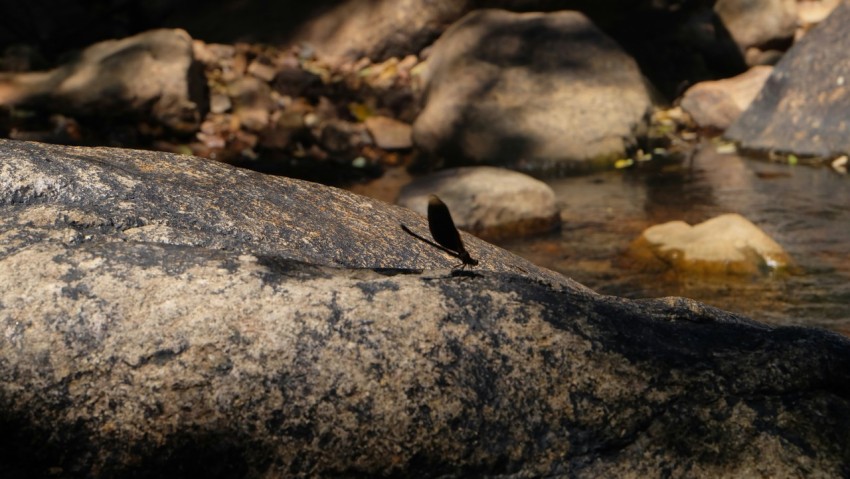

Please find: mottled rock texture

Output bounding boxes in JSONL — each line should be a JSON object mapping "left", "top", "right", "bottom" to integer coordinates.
{"left": 3, "top": 140, "right": 850, "bottom": 478}
{"left": 413, "top": 9, "right": 651, "bottom": 172}
{"left": 726, "top": 0, "right": 850, "bottom": 157}
{"left": 0, "top": 29, "right": 205, "bottom": 133}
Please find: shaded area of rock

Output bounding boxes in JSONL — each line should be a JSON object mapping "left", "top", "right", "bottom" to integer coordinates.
{"left": 628, "top": 213, "right": 792, "bottom": 275}
{"left": 397, "top": 167, "right": 559, "bottom": 240}
{"left": 413, "top": 9, "right": 651, "bottom": 173}
{"left": 0, "top": 29, "right": 205, "bottom": 132}
{"left": 293, "top": 0, "right": 469, "bottom": 62}
{"left": 680, "top": 66, "right": 773, "bottom": 131}
{"left": 725, "top": 1, "right": 850, "bottom": 158}
{"left": 714, "top": 0, "right": 797, "bottom": 65}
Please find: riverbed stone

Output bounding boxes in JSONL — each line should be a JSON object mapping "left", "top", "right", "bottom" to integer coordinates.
{"left": 714, "top": 0, "right": 797, "bottom": 52}
{"left": 725, "top": 0, "right": 850, "bottom": 158}
{"left": 680, "top": 66, "right": 773, "bottom": 131}
{"left": 2, "top": 140, "right": 850, "bottom": 478}
{"left": 412, "top": 9, "right": 652, "bottom": 173}
{"left": 0, "top": 29, "right": 205, "bottom": 132}
{"left": 365, "top": 115, "right": 413, "bottom": 150}
{"left": 629, "top": 213, "right": 792, "bottom": 275}
{"left": 397, "top": 166, "right": 559, "bottom": 240}
{"left": 292, "top": 0, "right": 470, "bottom": 62}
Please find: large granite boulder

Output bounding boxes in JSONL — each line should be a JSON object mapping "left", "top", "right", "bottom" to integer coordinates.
{"left": 2, "top": 140, "right": 850, "bottom": 478}
{"left": 412, "top": 9, "right": 652, "bottom": 173}
{"left": 725, "top": 0, "right": 850, "bottom": 158}
{"left": 0, "top": 29, "right": 205, "bottom": 133}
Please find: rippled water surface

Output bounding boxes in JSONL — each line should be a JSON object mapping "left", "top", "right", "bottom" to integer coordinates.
{"left": 499, "top": 143, "right": 850, "bottom": 334}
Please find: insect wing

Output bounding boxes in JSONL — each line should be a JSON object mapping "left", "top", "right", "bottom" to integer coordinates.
{"left": 427, "top": 195, "right": 465, "bottom": 254}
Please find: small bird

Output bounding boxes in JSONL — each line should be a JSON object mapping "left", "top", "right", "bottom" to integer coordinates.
{"left": 401, "top": 195, "right": 479, "bottom": 269}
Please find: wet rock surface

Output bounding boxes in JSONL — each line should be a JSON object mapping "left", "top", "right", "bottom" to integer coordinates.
{"left": 726, "top": 0, "right": 850, "bottom": 158}
{"left": 628, "top": 213, "right": 792, "bottom": 275}
{"left": 3, "top": 140, "right": 850, "bottom": 478}
{"left": 413, "top": 9, "right": 652, "bottom": 172}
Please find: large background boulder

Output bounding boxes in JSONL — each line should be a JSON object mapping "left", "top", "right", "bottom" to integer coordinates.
{"left": 725, "top": 0, "right": 850, "bottom": 158}
{"left": 413, "top": 9, "right": 652, "bottom": 172}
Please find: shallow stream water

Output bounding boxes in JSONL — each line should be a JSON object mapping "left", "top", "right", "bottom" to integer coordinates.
{"left": 498, "top": 141, "right": 850, "bottom": 335}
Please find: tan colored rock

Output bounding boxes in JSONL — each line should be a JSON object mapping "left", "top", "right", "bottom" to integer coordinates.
{"left": 715, "top": 0, "right": 798, "bottom": 51}
{"left": 247, "top": 59, "right": 278, "bottom": 82}
{"left": 365, "top": 116, "right": 413, "bottom": 150}
{"left": 630, "top": 213, "right": 792, "bottom": 275}
{"left": 680, "top": 66, "right": 773, "bottom": 131}
{"left": 397, "top": 166, "right": 559, "bottom": 240}
{"left": 229, "top": 76, "right": 272, "bottom": 131}
{"left": 292, "top": 0, "right": 470, "bottom": 62}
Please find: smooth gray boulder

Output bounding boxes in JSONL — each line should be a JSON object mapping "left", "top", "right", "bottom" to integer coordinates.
{"left": 725, "top": 0, "right": 850, "bottom": 158}
{"left": 413, "top": 9, "right": 652, "bottom": 172}
{"left": 398, "top": 166, "right": 559, "bottom": 240}
{"left": 2, "top": 140, "right": 850, "bottom": 478}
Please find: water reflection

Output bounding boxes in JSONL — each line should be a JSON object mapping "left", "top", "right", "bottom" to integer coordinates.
{"left": 500, "top": 142, "right": 850, "bottom": 334}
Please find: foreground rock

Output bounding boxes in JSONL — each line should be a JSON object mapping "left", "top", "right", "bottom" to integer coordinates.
{"left": 0, "top": 29, "right": 205, "bottom": 132}
{"left": 628, "top": 213, "right": 792, "bottom": 275}
{"left": 413, "top": 9, "right": 652, "bottom": 172}
{"left": 3, "top": 140, "right": 850, "bottom": 477}
{"left": 397, "top": 166, "right": 559, "bottom": 240}
{"left": 680, "top": 66, "right": 772, "bottom": 131}
{"left": 725, "top": 1, "right": 850, "bottom": 158}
